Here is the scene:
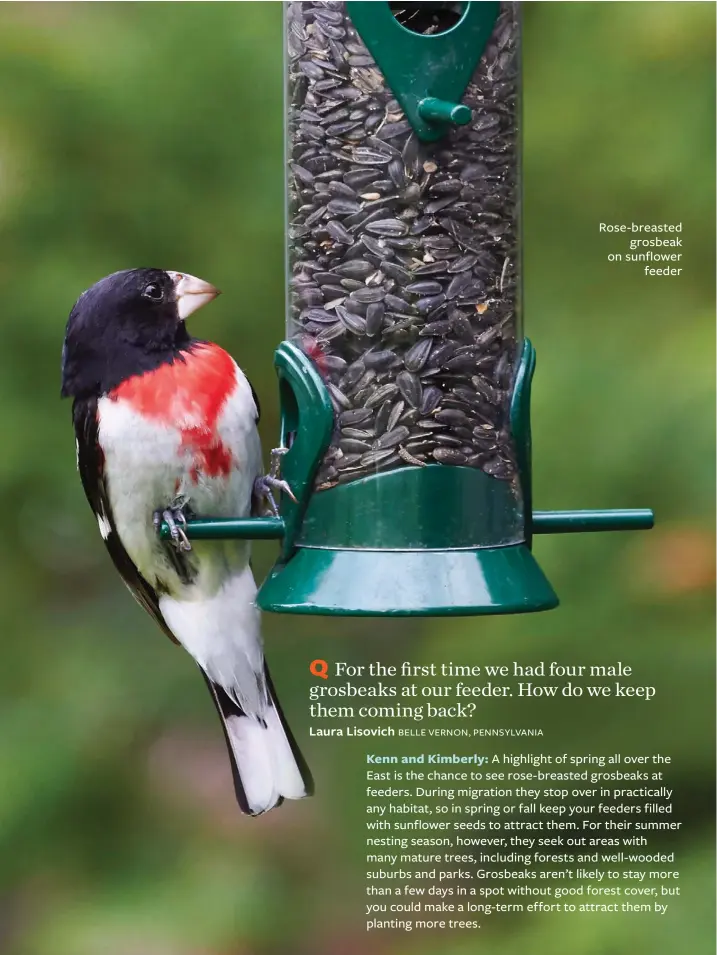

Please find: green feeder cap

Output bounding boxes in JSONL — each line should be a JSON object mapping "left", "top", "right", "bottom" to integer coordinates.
{"left": 346, "top": 1, "right": 500, "bottom": 141}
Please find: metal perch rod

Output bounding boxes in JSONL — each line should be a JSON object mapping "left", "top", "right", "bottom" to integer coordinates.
{"left": 160, "top": 510, "right": 654, "bottom": 541}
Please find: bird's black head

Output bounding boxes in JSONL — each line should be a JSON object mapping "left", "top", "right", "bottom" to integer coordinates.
{"left": 61, "top": 268, "right": 220, "bottom": 398}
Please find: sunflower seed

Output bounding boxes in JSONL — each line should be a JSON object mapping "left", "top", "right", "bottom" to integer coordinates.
{"left": 344, "top": 168, "right": 380, "bottom": 190}
{"left": 364, "top": 349, "right": 398, "bottom": 370}
{"left": 396, "top": 370, "right": 423, "bottom": 409}
{"left": 350, "top": 286, "right": 385, "bottom": 304}
{"left": 323, "top": 355, "right": 348, "bottom": 373}
{"left": 340, "top": 408, "right": 372, "bottom": 426}
{"left": 316, "top": 322, "right": 346, "bottom": 343}
{"left": 416, "top": 419, "right": 445, "bottom": 431}
{"left": 384, "top": 292, "right": 412, "bottom": 312}
{"left": 327, "top": 198, "right": 362, "bottom": 215}
{"left": 434, "top": 433, "right": 464, "bottom": 448}
{"left": 374, "top": 400, "right": 393, "bottom": 435}
{"left": 405, "top": 280, "right": 443, "bottom": 296}
{"left": 381, "top": 261, "right": 412, "bottom": 284}
{"left": 340, "top": 427, "right": 374, "bottom": 441}
{"left": 446, "top": 270, "right": 474, "bottom": 299}
{"left": 333, "top": 260, "right": 373, "bottom": 279}
{"left": 377, "top": 120, "right": 412, "bottom": 140}
{"left": 365, "top": 218, "right": 409, "bottom": 237}
{"left": 387, "top": 400, "right": 404, "bottom": 432}
{"left": 326, "top": 220, "right": 354, "bottom": 244}
{"left": 432, "top": 448, "right": 468, "bottom": 465}
{"left": 412, "top": 261, "right": 449, "bottom": 276}
{"left": 388, "top": 157, "right": 407, "bottom": 189}
{"left": 425, "top": 196, "right": 457, "bottom": 215}
{"left": 374, "top": 425, "right": 410, "bottom": 450}
{"left": 352, "top": 369, "right": 377, "bottom": 393}
{"left": 404, "top": 338, "right": 433, "bottom": 372}
{"left": 290, "top": 163, "right": 315, "bottom": 184}
{"left": 336, "top": 306, "right": 367, "bottom": 335}
{"left": 327, "top": 382, "right": 351, "bottom": 409}
{"left": 361, "top": 235, "right": 388, "bottom": 258}
{"left": 420, "top": 386, "right": 443, "bottom": 415}
{"left": 301, "top": 307, "right": 341, "bottom": 324}
{"left": 420, "top": 319, "right": 452, "bottom": 337}
{"left": 335, "top": 453, "right": 363, "bottom": 470}
{"left": 360, "top": 448, "right": 397, "bottom": 467}
{"left": 340, "top": 359, "right": 366, "bottom": 390}
{"left": 435, "top": 408, "right": 470, "bottom": 426}
{"left": 365, "top": 302, "right": 385, "bottom": 336}
{"left": 340, "top": 438, "right": 372, "bottom": 454}
{"left": 351, "top": 147, "right": 393, "bottom": 165}
{"left": 364, "top": 383, "right": 399, "bottom": 408}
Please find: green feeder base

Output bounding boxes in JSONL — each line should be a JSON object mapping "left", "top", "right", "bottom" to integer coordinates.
{"left": 257, "top": 544, "right": 558, "bottom": 617}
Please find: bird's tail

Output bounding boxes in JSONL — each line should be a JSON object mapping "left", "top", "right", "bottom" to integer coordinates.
{"left": 202, "top": 665, "right": 313, "bottom": 816}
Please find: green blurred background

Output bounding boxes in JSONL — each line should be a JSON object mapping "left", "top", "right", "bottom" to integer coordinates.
{"left": 0, "top": 2, "right": 713, "bottom": 954}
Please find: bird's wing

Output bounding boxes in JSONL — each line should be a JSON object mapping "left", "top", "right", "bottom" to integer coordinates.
{"left": 244, "top": 375, "right": 269, "bottom": 518}
{"left": 72, "top": 396, "right": 179, "bottom": 644}
{"left": 248, "top": 380, "right": 261, "bottom": 424}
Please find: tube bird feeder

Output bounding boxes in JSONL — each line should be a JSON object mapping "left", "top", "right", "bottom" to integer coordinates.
{"left": 162, "top": 1, "right": 653, "bottom": 615}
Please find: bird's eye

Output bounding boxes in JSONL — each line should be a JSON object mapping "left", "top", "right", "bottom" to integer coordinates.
{"left": 142, "top": 283, "right": 164, "bottom": 302}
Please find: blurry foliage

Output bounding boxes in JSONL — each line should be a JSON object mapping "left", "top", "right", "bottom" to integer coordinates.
{"left": 0, "top": 3, "right": 713, "bottom": 954}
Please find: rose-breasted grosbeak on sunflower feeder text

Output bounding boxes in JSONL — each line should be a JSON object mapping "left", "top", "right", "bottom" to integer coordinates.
{"left": 61, "top": 268, "right": 313, "bottom": 815}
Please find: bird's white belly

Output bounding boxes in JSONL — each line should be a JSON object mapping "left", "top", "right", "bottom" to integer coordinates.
{"left": 97, "top": 393, "right": 260, "bottom": 592}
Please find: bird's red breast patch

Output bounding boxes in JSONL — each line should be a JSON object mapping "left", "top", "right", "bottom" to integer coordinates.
{"left": 110, "top": 343, "right": 237, "bottom": 481}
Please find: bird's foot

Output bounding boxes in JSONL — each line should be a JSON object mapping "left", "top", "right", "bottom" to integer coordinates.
{"left": 153, "top": 495, "right": 192, "bottom": 552}
{"left": 253, "top": 447, "right": 297, "bottom": 517}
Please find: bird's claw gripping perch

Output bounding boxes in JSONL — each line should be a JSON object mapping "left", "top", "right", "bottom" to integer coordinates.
{"left": 253, "top": 447, "right": 297, "bottom": 517}
{"left": 154, "top": 497, "right": 192, "bottom": 553}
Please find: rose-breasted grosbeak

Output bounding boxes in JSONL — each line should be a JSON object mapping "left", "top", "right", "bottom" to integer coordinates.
{"left": 61, "top": 268, "right": 312, "bottom": 815}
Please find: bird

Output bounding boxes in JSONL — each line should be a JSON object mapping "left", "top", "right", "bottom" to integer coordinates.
{"left": 61, "top": 267, "right": 313, "bottom": 815}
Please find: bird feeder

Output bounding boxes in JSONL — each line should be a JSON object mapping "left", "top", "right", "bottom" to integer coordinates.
{"left": 164, "top": 1, "right": 653, "bottom": 615}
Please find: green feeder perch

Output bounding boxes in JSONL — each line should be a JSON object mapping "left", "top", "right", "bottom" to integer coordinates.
{"left": 163, "top": 1, "right": 654, "bottom": 614}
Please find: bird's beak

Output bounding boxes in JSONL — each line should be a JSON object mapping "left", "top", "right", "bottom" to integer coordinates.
{"left": 167, "top": 271, "right": 220, "bottom": 321}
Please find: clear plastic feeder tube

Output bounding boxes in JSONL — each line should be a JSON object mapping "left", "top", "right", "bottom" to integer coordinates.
{"left": 286, "top": 2, "right": 521, "bottom": 501}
